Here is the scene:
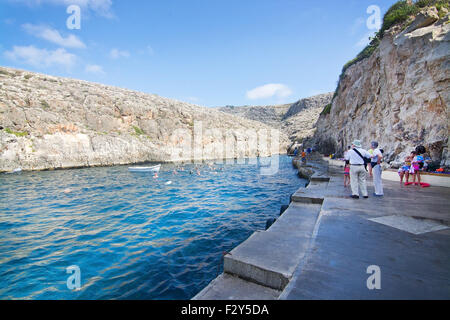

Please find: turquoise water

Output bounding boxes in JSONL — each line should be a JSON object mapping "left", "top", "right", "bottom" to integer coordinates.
{"left": 0, "top": 155, "right": 304, "bottom": 300}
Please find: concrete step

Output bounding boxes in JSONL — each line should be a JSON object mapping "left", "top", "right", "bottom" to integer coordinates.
{"left": 291, "top": 194, "right": 324, "bottom": 204}
{"left": 291, "top": 182, "right": 328, "bottom": 204}
{"left": 310, "top": 175, "right": 330, "bottom": 182}
{"left": 268, "top": 203, "right": 321, "bottom": 235}
{"left": 223, "top": 203, "right": 322, "bottom": 290}
{"left": 193, "top": 273, "right": 281, "bottom": 300}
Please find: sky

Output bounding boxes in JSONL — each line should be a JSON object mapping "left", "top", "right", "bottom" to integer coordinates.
{"left": 0, "top": 0, "right": 397, "bottom": 107}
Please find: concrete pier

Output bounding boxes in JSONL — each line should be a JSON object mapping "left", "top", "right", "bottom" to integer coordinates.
{"left": 193, "top": 157, "right": 450, "bottom": 300}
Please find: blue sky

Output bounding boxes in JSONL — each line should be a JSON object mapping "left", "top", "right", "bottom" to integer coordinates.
{"left": 0, "top": 0, "right": 396, "bottom": 107}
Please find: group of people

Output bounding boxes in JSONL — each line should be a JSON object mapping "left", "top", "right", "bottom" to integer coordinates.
{"left": 343, "top": 140, "right": 384, "bottom": 199}
{"left": 397, "top": 150, "right": 426, "bottom": 186}
{"left": 169, "top": 163, "right": 223, "bottom": 177}
{"left": 293, "top": 147, "right": 313, "bottom": 164}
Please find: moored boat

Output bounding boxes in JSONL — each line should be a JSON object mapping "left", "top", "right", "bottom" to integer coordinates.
{"left": 128, "top": 164, "right": 161, "bottom": 172}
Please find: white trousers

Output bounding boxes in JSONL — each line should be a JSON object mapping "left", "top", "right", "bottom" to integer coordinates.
{"left": 350, "top": 165, "right": 368, "bottom": 197}
{"left": 373, "top": 164, "right": 384, "bottom": 195}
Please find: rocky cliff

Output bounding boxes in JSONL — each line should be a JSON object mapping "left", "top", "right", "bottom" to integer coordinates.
{"left": 219, "top": 93, "right": 333, "bottom": 142}
{"left": 312, "top": 4, "right": 449, "bottom": 167}
{"left": 218, "top": 104, "right": 291, "bottom": 129}
{"left": 0, "top": 67, "right": 287, "bottom": 172}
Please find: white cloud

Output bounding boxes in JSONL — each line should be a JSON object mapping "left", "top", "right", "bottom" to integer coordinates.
{"left": 11, "top": 0, "right": 114, "bottom": 18}
{"left": 85, "top": 64, "right": 104, "bottom": 74}
{"left": 4, "top": 45, "right": 76, "bottom": 69}
{"left": 22, "top": 24, "right": 86, "bottom": 48}
{"left": 4, "top": 18, "right": 15, "bottom": 25}
{"left": 186, "top": 96, "right": 199, "bottom": 102}
{"left": 350, "top": 17, "right": 365, "bottom": 35}
{"left": 146, "top": 45, "right": 154, "bottom": 55}
{"left": 138, "top": 45, "right": 154, "bottom": 56}
{"left": 110, "top": 48, "right": 130, "bottom": 59}
{"left": 246, "top": 84, "right": 292, "bottom": 100}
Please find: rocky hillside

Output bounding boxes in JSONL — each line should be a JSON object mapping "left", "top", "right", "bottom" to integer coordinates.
{"left": 312, "top": 2, "right": 449, "bottom": 167}
{"left": 218, "top": 104, "right": 291, "bottom": 129}
{"left": 0, "top": 67, "right": 288, "bottom": 172}
{"left": 219, "top": 93, "right": 333, "bottom": 142}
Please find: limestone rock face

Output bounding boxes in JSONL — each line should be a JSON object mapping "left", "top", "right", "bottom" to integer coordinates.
{"left": 313, "top": 12, "right": 450, "bottom": 166}
{"left": 0, "top": 67, "right": 288, "bottom": 172}
{"left": 283, "top": 93, "right": 333, "bottom": 119}
{"left": 281, "top": 93, "right": 333, "bottom": 141}
{"left": 404, "top": 7, "right": 439, "bottom": 33}
{"left": 218, "top": 104, "right": 291, "bottom": 129}
{"left": 219, "top": 93, "right": 333, "bottom": 142}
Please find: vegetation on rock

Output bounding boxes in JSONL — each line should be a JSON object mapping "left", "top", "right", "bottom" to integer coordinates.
{"left": 313, "top": 2, "right": 449, "bottom": 166}
{"left": 320, "top": 103, "right": 332, "bottom": 116}
{"left": 132, "top": 126, "right": 145, "bottom": 136}
{"left": 4, "top": 128, "right": 28, "bottom": 137}
{"left": 40, "top": 100, "right": 50, "bottom": 109}
{"left": 323, "top": 0, "right": 448, "bottom": 115}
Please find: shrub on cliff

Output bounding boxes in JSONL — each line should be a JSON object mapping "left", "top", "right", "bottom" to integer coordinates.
{"left": 320, "top": 103, "right": 332, "bottom": 116}
{"left": 132, "top": 126, "right": 145, "bottom": 136}
{"left": 331, "top": 0, "right": 446, "bottom": 107}
{"left": 40, "top": 100, "right": 50, "bottom": 109}
{"left": 4, "top": 128, "right": 28, "bottom": 137}
{"left": 0, "top": 69, "right": 11, "bottom": 76}
{"left": 380, "top": 0, "right": 419, "bottom": 36}
{"left": 380, "top": 0, "right": 448, "bottom": 37}
{"left": 342, "top": 0, "right": 419, "bottom": 75}
{"left": 416, "top": 0, "right": 435, "bottom": 8}
{"left": 342, "top": 35, "right": 381, "bottom": 75}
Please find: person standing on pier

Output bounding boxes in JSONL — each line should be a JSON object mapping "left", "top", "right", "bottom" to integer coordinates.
{"left": 345, "top": 140, "right": 371, "bottom": 199}
{"left": 344, "top": 146, "right": 351, "bottom": 159}
{"left": 370, "top": 141, "right": 384, "bottom": 197}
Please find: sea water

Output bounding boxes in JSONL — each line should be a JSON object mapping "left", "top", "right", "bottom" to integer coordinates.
{"left": 0, "top": 155, "right": 305, "bottom": 299}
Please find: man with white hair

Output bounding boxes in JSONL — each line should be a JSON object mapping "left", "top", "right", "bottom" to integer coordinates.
{"left": 345, "top": 140, "right": 371, "bottom": 199}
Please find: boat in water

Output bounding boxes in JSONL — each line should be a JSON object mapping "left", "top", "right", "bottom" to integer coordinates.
{"left": 128, "top": 164, "right": 161, "bottom": 172}
{"left": 5, "top": 168, "right": 22, "bottom": 174}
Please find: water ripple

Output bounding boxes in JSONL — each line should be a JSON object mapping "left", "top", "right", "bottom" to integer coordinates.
{"left": 0, "top": 155, "right": 304, "bottom": 299}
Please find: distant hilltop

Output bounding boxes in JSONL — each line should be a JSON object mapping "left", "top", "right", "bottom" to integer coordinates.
{"left": 0, "top": 67, "right": 287, "bottom": 172}
{"left": 219, "top": 92, "right": 333, "bottom": 142}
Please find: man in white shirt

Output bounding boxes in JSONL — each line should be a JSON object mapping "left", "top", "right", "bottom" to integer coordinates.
{"left": 370, "top": 141, "right": 384, "bottom": 196}
{"left": 344, "top": 140, "right": 371, "bottom": 199}
{"left": 343, "top": 146, "right": 351, "bottom": 159}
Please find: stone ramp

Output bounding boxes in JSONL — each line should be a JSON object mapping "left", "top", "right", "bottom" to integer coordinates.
{"left": 193, "top": 273, "right": 281, "bottom": 300}
{"left": 223, "top": 203, "right": 322, "bottom": 291}
{"left": 291, "top": 181, "right": 327, "bottom": 204}
{"left": 268, "top": 203, "right": 321, "bottom": 235}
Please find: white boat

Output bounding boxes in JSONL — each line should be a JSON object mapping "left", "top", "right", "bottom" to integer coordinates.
{"left": 6, "top": 168, "right": 22, "bottom": 174}
{"left": 128, "top": 164, "right": 161, "bottom": 172}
